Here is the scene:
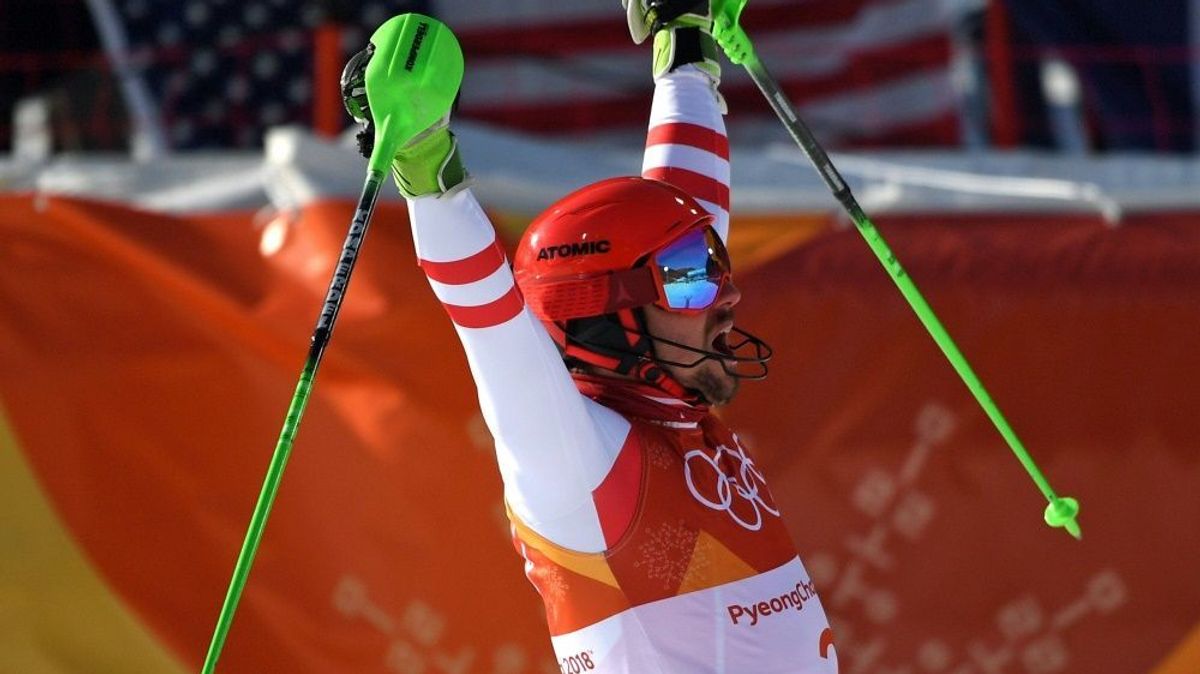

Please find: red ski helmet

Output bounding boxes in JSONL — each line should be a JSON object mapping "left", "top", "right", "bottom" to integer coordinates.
{"left": 515, "top": 177, "right": 717, "bottom": 318}
{"left": 514, "top": 176, "right": 770, "bottom": 392}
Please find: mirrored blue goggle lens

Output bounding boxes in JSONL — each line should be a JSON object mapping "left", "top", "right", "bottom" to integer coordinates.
{"left": 654, "top": 228, "right": 728, "bottom": 311}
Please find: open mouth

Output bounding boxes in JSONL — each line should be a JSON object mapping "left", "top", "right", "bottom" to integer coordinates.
{"left": 711, "top": 326, "right": 734, "bottom": 356}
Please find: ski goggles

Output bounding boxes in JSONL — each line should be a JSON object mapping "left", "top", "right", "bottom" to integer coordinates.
{"left": 649, "top": 225, "right": 732, "bottom": 313}
{"left": 521, "top": 224, "right": 733, "bottom": 321}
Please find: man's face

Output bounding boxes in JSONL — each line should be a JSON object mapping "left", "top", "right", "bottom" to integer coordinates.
{"left": 642, "top": 278, "right": 743, "bottom": 406}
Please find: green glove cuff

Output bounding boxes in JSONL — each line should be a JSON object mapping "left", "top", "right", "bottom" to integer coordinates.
{"left": 653, "top": 26, "right": 721, "bottom": 81}
{"left": 390, "top": 126, "right": 467, "bottom": 198}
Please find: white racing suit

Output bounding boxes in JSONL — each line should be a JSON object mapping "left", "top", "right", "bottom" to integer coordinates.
{"left": 407, "top": 66, "right": 838, "bottom": 673}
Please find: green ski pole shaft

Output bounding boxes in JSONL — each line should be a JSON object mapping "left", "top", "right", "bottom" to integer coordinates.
{"left": 201, "top": 169, "right": 386, "bottom": 673}
{"left": 738, "top": 49, "right": 1080, "bottom": 539}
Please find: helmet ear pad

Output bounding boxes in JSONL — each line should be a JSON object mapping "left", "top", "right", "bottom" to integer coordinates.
{"left": 561, "top": 309, "right": 653, "bottom": 375}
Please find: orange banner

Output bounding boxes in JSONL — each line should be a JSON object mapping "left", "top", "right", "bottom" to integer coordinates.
{"left": 1, "top": 194, "right": 1197, "bottom": 673}
{"left": 722, "top": 211, "right": 1200, "bottom": 673}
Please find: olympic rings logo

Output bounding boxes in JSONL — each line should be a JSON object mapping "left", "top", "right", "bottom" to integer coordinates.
{"left": 683, "top": 438, "right": 781, "bottom": 531}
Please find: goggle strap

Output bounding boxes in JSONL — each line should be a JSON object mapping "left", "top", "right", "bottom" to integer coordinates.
{"left": 616, "top": 308, "right": 645, "bottom": 349}
{"left": 524, "top": 267, "right": 659, "bottom": 321}
{"left": 607, "top": 268, "right": 661, "bottom": 315}
{"left": 522, "top": 224, "right": 727, "bottom": 322}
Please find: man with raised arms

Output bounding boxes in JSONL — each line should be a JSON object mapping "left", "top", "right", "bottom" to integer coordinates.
{"left": 344, "top": 1, "right": 839, "bottom": 671}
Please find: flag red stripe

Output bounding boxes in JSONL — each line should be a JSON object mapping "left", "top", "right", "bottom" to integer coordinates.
{"left": 468, "top": 96, "right": 959, "bottom": 147}
{"left": 753, "top": 33, "right": 951, "bottom": 108}
{"left": 456, "top": 0, "right": 880, "bottom": 61}
{"left": 461, "top": 33, "right": 952, "bottom": 136}
{"left": 646, "top": 123, "right": 730, "bottom": 160}
{"left": 643, "top": 167, "right": 730, "bottom": 210}
{"left": 837, "top": 110, "right": 961, "bottom": 147}
{"left": 444, "top": 285, "right": 525, "bottom": 329}
{"left": 420, "top": 240, "right": 507, "bottom": 285}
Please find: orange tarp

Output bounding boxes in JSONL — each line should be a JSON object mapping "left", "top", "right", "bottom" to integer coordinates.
{"left": 1, "top": 194, "right": 1197, "bottom": 673}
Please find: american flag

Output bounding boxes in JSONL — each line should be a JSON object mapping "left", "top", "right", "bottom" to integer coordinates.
{"left": 450, "top": 0, "right": 965, "bottom": 147}
{"left": 10, "top": 0, "right": 964, "bottom": 151}
{"left": 117, "top": 0, "right": 428, "bottom": 149}
{"left": 8, "top": 1, "right": 1193, "bottom": 153}
{"left": 116, "top": 0, "right": 963, "bottom": 150}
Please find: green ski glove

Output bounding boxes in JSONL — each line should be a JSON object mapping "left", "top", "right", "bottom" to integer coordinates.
{"left": 341, "top": 32, "right": 467, "bottom": 198}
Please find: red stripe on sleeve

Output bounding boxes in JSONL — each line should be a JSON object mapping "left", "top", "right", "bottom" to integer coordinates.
{"left": 419, "top": 239, "right": 507, "bottom": 285}
{"left": 646, "top": 122, "right": 729, "bottom": 160}
{"left": 443, "top": 285, "right": 525, "bottom": 329}
{"left": 643, "top": 166, "right": 730, "bottom": 211}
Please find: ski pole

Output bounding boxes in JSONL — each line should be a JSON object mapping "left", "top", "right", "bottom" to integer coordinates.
{"left": 712, "top": 0, "right": 1081, "bottom": 540}
{"left": 201, "top": 14, "right": 464, "bottom": 672}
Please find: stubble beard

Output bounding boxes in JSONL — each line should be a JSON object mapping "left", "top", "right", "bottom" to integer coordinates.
{"left": 698, "top": 307, "right": 740, "bottom": 406}
{"left": 690, "top": 363, "right": 740, "bottom": 407}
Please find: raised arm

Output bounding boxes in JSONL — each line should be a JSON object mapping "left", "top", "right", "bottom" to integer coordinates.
{"left": 408, "top": 192, "right": 631, "bottom": 553}
{"left": 632, "top": 1, "right": 732, "bottom": 241}
{"left": 341, "top": 34, "right": 630, "bottom": 552}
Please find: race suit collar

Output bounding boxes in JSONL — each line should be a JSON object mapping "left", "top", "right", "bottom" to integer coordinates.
{"left": 572, "top": 373, "right": 709, "bottom": 424}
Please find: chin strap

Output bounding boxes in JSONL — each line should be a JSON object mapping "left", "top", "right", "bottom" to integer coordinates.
{"left": 639, "top": 324, "right": 772, "bottom": 380}
{"left": 556, "top": 309, "right": 700, "bottom": 403}
{"left": 634, "top": 360, "right": 695, "bottom": 401}
{"left": 557, "top": 308, "right": 772, "bottom": 404}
